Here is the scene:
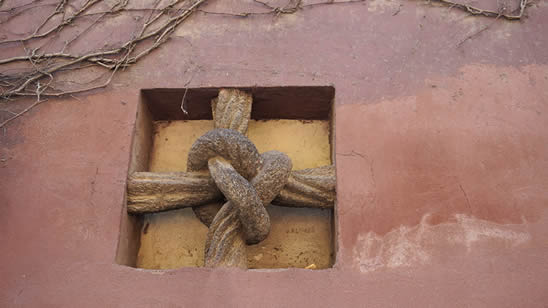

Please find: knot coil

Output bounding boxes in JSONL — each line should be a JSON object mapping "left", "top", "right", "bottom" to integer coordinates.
{"left": 187, "top": 128, "right": 292, "bottom": 267}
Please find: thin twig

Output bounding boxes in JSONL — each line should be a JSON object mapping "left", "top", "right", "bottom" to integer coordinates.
{"left": 0, "top": 2, "right": 59, "bottom": 26}
{"left": 457, "top": 13, "right": 502, "bottom": 47}
{"left": 0, "top": 0, "right": 207, "bottom": 100}
{"left": 431, "top": 0, "right": 528, "bottom": 20}
{"left": 0, "top": 0, "right": 101, "bottom": 45}
{"left": 180, "top": 67, "right": 199, "bottom": 115}
{"left": 0, "top": 98, "right": 48, "bottom": 128}
{"left": 198, "top": 0, "right": 365, "bottom": 17}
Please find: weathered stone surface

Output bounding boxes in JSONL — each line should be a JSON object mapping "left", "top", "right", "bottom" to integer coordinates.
{"left": 127, "top": 166, "right": 335, "bottom": 213}
{"left": 208, "top": 157, "right": 270, "bottom": 245}
{"left": 203, "top": 204, "right": 248, "bottom": 268}
{"left": 187, "top": 128, "right": 261, "bottom": 179}
{"left": 212, "top": 89, "right": 252, "bottom": 134}
{"left": 127, "top": 171, "right": 220, "bottom": 214}
{"left": 128, "top": 120, "right": 334, "bottom": 213}
{"left": 188, "top": 128, "right": 292, "bottom": 267}
{"left": 273, "top": 165, "right": 336, "bottom": 208}
{"left": 193, "top": 88, "right": 254, "bottom": 227}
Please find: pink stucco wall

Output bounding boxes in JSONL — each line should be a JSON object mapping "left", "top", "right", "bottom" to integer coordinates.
{"left": 1, "top": 0, "right": 548, "bottom": 306}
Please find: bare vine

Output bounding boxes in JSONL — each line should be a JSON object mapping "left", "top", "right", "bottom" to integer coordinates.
{"left": 0, "top": 0, "right": 370, "bottom": 128}
{"left": 0, "top": 0, "right": 530, "bottom": 128}
{"left": 431, "top": 0, "right": 528, "bottom": 20}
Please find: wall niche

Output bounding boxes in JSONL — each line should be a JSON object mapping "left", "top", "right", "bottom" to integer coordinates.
{"left": 116, "top": 86, "right": 336, "bottom": 270}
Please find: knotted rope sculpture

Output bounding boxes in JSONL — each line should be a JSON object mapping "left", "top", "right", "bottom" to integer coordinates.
{"left": 189, "top": 129, "right": 292, "bottom": 267}
{"left": 127, "top": 89, "right": 336, "bottom": 268}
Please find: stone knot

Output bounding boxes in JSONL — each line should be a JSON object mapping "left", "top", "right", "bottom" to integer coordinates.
{"left": 125, "top": 88, "right": 336, "bottom": 268}
{"left": 187, "top": 128, "right": 292, "bottom": 267}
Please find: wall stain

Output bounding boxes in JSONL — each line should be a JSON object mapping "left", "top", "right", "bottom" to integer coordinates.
{"left": 353, "top": 213, "right": 530, "bottom": 272}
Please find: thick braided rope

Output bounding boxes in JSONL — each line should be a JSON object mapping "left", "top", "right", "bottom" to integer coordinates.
{"left": 187, "top": 129, "right": 292, "bottom": 268}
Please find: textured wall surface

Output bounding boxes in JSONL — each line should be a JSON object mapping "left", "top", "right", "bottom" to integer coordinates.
{"left": 1, "top": 0, "right": 548, "bottom": 306}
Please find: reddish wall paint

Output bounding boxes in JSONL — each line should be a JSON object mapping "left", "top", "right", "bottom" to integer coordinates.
{"left": 1, "top": 0, "right": 548, "bottom": 306}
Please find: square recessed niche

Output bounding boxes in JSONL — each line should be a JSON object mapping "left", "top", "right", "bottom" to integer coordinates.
{"left": 116, "top": 86, "right": 336, "bottom": 270}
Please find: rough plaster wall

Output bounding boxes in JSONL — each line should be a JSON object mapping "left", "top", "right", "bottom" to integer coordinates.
{"left": 2, "top": 0, "right": 548, "bottom": 306}
{"left": 338, "top": 64, "right": 548, "bottom": 269}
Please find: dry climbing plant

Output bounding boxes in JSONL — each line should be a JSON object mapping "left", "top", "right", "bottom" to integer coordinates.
{"left": 0, "top": 0, "right": 531, "bottom": 128}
